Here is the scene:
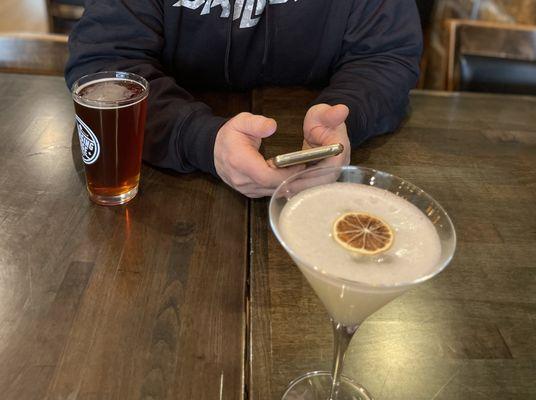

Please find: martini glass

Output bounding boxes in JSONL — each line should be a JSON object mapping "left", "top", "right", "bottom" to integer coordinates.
{"left": 269, "top": 166, "right": 456, "bottom": 400}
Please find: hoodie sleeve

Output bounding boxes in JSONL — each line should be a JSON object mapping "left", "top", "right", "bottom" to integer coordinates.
{"left": 314, "top": 0, "right": 423, "bottom": 146}
{"left": 65, "top": 0, "right": 226, "bottom": 176}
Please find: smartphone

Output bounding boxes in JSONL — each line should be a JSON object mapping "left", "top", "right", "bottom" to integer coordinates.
{"left": 270, "top": 143, "right": 344, "bottom": 168}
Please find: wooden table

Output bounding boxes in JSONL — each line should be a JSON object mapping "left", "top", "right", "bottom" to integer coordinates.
{"left": 0, "top": 73, "right": 248, "bottom": 399}
{"left": 249, "top": 88, "right": 536, "bottom": 400}
{"left": 1, "top": 73, "right": 535, "bottom": 399}
{"left": 0, "top": 33, "right": 68, "bottom": 76}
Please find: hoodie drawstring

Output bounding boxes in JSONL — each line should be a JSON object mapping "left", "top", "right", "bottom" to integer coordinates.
{"left": 224, "top": 0, "right": 234, "bottom": 87}
{"left": 262, "top": 1, "right": 270, "bottom": 70}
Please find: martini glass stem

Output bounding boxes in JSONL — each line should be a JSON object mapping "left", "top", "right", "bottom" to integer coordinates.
{"left": 329, "top": 320, "right": 359, "bottom": 400}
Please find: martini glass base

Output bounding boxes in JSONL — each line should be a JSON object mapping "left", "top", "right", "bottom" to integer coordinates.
{"left": 281, "top": 371, "right": 374, "bottom": 400}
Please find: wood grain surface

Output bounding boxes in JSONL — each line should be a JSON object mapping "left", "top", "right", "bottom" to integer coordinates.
{"left": 0, "top": 0, "right": 48, "bottom": 33}
{"left": 0, "top": 33, "right": 68, "bottom": 76}
{"left": 249, "top": 88, "right": 536, "bottom": 400}
{"left": 0, "top": 73, "right": 249, "bottom": 400}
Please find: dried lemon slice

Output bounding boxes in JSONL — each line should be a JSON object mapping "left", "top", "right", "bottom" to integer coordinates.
{"left": 332, "top": 212, "right": 394, "bottom": 255}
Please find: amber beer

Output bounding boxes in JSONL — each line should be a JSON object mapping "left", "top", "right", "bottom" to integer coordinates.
{"left": 72, "top": 72, "right": 149, "bottom": 205}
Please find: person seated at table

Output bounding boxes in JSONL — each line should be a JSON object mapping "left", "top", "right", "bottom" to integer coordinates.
{"left": 65, "top": 0, "right": 422, "bottom": 198}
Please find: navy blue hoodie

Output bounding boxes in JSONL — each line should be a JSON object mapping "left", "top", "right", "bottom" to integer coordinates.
{"left": 65, "top": 0, "right": 422, "bottom": 177}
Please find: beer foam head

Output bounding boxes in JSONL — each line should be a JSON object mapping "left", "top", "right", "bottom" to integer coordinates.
{"left": 78, "top": 79, "right": 143, "bottom": 102}
{"left": 74, "top": 78, "right": 147, "bottom": 109}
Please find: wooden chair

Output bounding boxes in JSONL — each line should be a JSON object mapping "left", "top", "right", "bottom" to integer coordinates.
{"left": 446, "top": 19, "right": 536, "bottom": 94}
{"left": 45, "top": 0, "right": 85, "bottom": 34}
{"left": 0, "top": 33, "right": 69, "bottom": 76}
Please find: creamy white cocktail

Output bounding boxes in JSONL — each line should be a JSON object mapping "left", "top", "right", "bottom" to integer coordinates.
{"left": 270, "top": 166, "right": 455, "bottom": 400}
{"left": 279, "top": 182, "right": 442, "bottom": 325}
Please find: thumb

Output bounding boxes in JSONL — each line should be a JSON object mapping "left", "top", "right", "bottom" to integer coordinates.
{"left": 318, "top": 104, "right": 349, "bottom": 128}
{"left": 232, "top": 112, "right": 277, "bottom": 139}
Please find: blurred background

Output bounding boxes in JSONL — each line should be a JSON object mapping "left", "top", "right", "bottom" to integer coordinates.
{"left": 0, "top": 0, "right": 535, "bottom": 95}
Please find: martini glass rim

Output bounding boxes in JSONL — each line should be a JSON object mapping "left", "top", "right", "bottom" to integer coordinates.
{"left": 269, "top": 165, "right": 457, "bottom": 291}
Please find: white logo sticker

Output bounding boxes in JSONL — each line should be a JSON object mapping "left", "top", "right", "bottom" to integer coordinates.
{"left": 76, "top": 115, "right": 100, "bottom": 165}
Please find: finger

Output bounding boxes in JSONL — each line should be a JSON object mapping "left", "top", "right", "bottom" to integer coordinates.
{"left": 266, "top": 158, "right": 277, "bottom": 168}
{"left": 264, "top": 157, "right": 306, "bottom": 171}
{"left": 240, "top": 165, "right": 303, "bottom": 194}
{"left": 254, "top": 162, "right": 306, "bottom": 188}
{"left": 222, "top": 175, "right": 254, "bottom": 191}
{"left": 318, "top": 104, "right": 349, "bottom": 128}
{"left": 315, "top": 153, "right": 348, "bottom": 169}
{"left": 238, "top": 147, "right": 306, "bottom": 188}
{"left": 242, "top": 187, "right": 276, "bottom": 198}
{"left": 240, "top": 180, "right": 277, "bottom": 197}
{"left": 321, "top": 143, "right": 350, "bottom": 167}
{"left": 232, "top": 112, "right": 277, "bottom": 139}
{"left": 310, "top": 142, "right": 349, "bottom": 169}
{"left": 301, "top": 139, "right": 312, "bottom": 150}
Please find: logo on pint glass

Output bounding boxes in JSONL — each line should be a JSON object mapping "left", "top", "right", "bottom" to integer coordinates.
{"left": 76, "top": 115, "right": 100, "bottom": 165}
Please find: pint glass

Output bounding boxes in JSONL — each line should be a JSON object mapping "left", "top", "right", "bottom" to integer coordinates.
{"left": 72, "top": 71, "right": 149, "bottom": 205}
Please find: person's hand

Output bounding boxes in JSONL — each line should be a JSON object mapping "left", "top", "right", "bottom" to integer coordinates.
{"left": 302, "top": 103, "right": 351, "bottom": 168}
{"left": 214, "top": 112, "right": 304, "bottom": 198}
